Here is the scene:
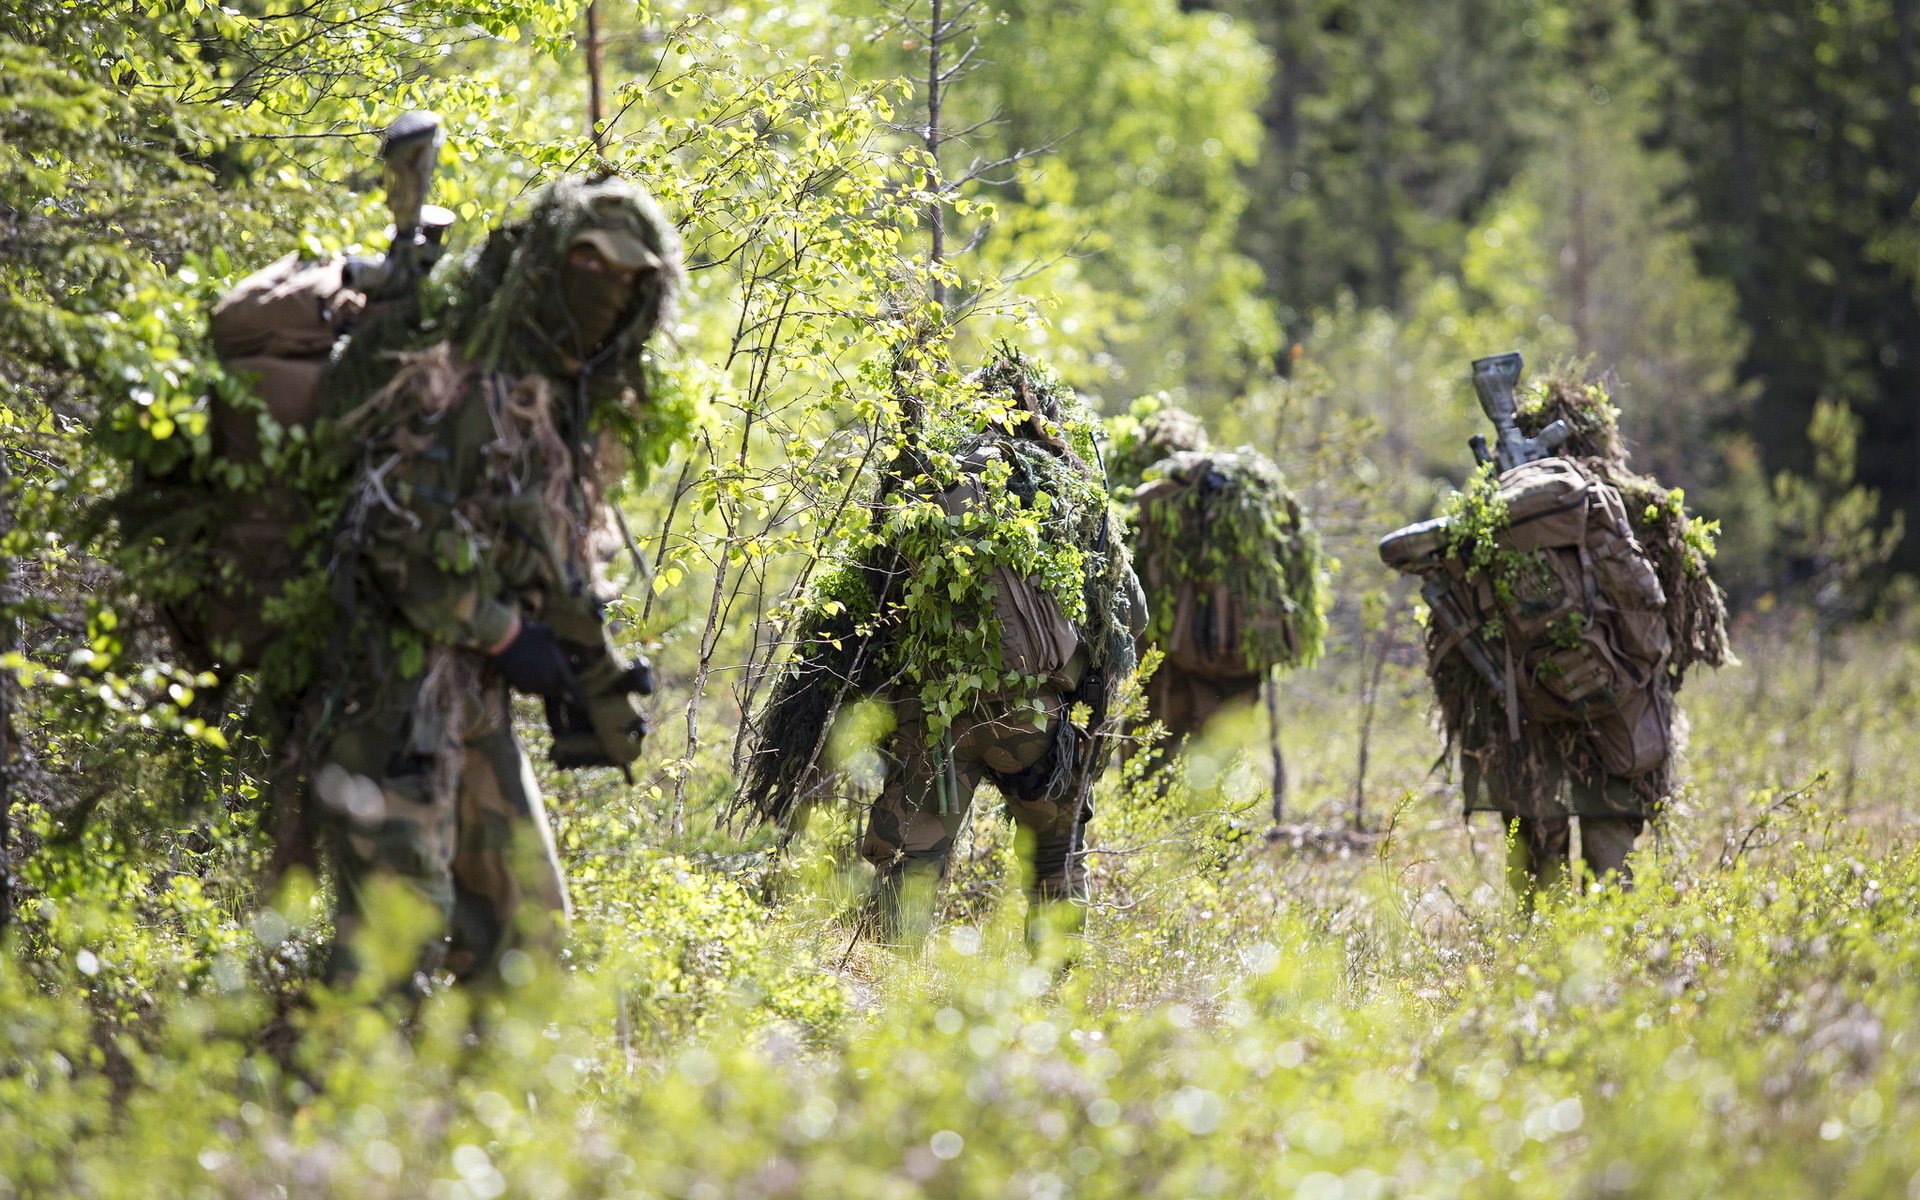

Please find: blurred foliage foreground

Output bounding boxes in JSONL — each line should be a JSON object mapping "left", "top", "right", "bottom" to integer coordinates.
{"left": 4, "top": 625, "right": 1920, "bottom": 1198}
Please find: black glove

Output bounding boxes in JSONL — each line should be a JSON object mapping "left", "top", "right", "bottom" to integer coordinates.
{"left": 490, "top": 620, "right": 586, "bottom": 706}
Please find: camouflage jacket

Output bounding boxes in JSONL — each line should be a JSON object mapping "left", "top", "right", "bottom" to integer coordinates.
{"left": 347, "top": 352, "right": 600, "bottom": 657}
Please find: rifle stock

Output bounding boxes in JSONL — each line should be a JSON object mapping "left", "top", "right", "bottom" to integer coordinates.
{"left": 344, "top": 111, "right": 454, "bottom": 300}
{"left": 1470, "top": 352, "right": 1569, "bottom": 471}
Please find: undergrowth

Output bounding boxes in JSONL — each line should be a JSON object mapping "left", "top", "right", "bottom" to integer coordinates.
{"left": 4, "top": 626, "right": 1920, "bottom": 1198}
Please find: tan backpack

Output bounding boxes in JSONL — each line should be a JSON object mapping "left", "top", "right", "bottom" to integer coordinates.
{"left": 1400, "top": 458, "right": 1674, "bottom": 778}
{"left": 931, "top": 454, "right": 1084, "bottom": 693}
{"left": 159, "top": 255, "right": 367, "bottom": 671}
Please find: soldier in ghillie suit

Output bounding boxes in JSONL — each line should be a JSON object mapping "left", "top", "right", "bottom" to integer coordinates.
{"left": 1111, "top": 404, "right": 1326, "bottom": 750}
{"left": 1382, "top": 357, "right": 1729, "bottom": 902}
{"left": 1103, "top": 399, "right": 1213, "bottom": 496}
{"left": 737, "top": 354, "right": 1144, "bottom": 939}
{"left": 304, "top": 174, "right": 683, "bottom": 986}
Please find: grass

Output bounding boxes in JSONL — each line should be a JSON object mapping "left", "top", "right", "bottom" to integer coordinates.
{"left": 4, "top": 618, "right": 1919, "bottom": 1197}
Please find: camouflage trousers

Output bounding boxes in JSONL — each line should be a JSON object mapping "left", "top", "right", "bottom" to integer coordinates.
{"left": 1144, "top": 665, "right": 1263, "bottom": 748}
{"left": 310, "top": 682, "right": 569, "bottom": 987}
{"left": 861, "top": 692, "right": 1090, "bottom": 911}
{"left": 1463, "top": 730, "right": 1651, "bottom": 902}
{"left": 1506, "top": 812, "right": 1644, "bottom": 904}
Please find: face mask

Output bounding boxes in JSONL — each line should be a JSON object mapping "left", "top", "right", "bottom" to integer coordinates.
{"left": 557, "top": 264, "right": 635, "bottom": 357}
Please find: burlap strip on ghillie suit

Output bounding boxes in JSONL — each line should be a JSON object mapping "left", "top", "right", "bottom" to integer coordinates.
{"left": 315, "top": 174, "right": 683, "bottom": 800}
{"left": 734, "top": 551, "right": 901, "bottom": 828}
{"left": 320, "top": 172, "right": 684, "bottom": 425}
{"left": 1136, "top": 448, "right": 1326, "bottom": 679}
{"left": 737, "top": 351, "right": 1138, "bottom": 831}
{"left": 341, "top": 343, "right": 619, "bottom": 577}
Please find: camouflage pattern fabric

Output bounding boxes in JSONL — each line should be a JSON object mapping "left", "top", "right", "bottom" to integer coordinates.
{"left": 300, "top": 174, "right": 681, "bottom": 988}
{"left": 1488, "top": 744, "right": 1647, "bottom": 902}
{"left": 1459, "top": 679, "right": 1669, "bottom": 824}
{"left": 311, "top": 365, "right": 583, "bottom": 986}
{"left": 313, "top": 683, "right": 567, "bottom": 984}
{"left": 861, "top": 692, "right": 1091, "bottom": 914}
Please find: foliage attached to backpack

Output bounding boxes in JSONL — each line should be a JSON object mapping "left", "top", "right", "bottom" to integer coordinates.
{"left": 1136, "top": 449, "right": 1327, "bottom": 676}
{"left": 1516, "top": 369, "right": 1731, "bottom": 679}
{"left": 738, "top": 351, "right": 1134, "bottom": 828}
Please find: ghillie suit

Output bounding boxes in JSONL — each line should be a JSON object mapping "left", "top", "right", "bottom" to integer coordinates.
{"left": 112, "top": 113, "right": 459, "bottom": 693}
{"left": 304, "top": 174, "right": 683, "bottom": 986}
{"left": 738, "top": 353, "right": 1144, "bottom": 930}
{"left": 1103, "top": 398, "right": 1212, "bottom": 496}
{"left": 1130, "top": 445, "right": 1327, "bottom": 748}
{"left": 1382, "top": 365, "right": 1729, "bottom": 896}
{"left": 105, "top": 117, "right": 460, "bottom": 884}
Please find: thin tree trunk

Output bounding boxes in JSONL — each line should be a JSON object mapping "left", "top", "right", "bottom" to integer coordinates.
{"left": 925, "top": 0, "right": 946, "bottom": 308}
{"left": 1265, "top": 671, "right": 1287, "bottom": 827}
{"left": 0, "top": 447, "right": 13, "bottom": 931}
{"left": 640, "top": 458, "right": 695, "bottom": 630}
{"left": 584, "top": 2, "right": 607, "bottom": 152}
{"left": 1351, "top": 610, "right": 1398, "bottom": 831}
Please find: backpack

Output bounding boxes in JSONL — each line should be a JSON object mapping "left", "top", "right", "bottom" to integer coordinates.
{"left": 1385, "top": 457, "right": 1674, "bottom": 778}
{"left": 157, "top": 255, "right": 368, "bottom": 672}
{"left": 1134, "top": 449, "right": 1321, "bottom": 682}
{"left": 931, "top": 449, "right": 1084, "bottom": 692}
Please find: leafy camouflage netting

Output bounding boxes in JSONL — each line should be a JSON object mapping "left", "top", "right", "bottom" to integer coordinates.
{"left": 1102, "top": 399, "right": 1212, "bottom": 495}
{"left": 737, "top": 352, "right": 1135, "bottom": 829}
{"left": 1136, "top": 448, "right": 1327, "bottom": 674}
{"left": 737, "top": 550, "right": 909, "bottom": 831}
{"left": 1429, "top": 369, "right": 1730, "bottom": 817}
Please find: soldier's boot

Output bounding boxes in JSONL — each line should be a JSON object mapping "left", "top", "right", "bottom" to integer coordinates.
{"left": 1504, "top": 817, "right": 1572, "bottom": 915}
{"left": 870, "top": 859, "right": 944, "bottom": 949}
{"left": 1577, "top": 816, "right": 1644, "bottom": 890}
{"left": 1021, "top": 822, "right": 1089, "bottom": 965}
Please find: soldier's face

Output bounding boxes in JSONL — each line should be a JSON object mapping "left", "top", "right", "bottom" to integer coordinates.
{"left": 566, "top": 243, "right": 639, "bottom": 287}
{"left": 559, "top": 243, "right": 642, "bottom": 354}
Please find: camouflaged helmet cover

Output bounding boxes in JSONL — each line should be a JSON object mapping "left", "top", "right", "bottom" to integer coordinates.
{"left": 1133, "top": 405, "right": 1210, "bottom": 459}
{"left": 1514, "top": 370, "right": 1627, "bottom": 466}
{"left": 450, "top": 173, "right": 685, "bottom": 409}
{"left": 1105, "top": 400, "right": 1210, "bottom": 495}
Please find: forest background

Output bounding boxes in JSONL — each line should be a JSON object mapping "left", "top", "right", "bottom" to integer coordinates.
{"left": 5, "top": 0, "right": 1920, "bottom": 1195}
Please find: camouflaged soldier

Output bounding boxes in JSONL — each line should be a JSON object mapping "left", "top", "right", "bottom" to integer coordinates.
{"left": 740, "top": 357, "right": 1144, "bottom": 939}
{"left": 307, "top": 174, "right": 682, "bottom": 986}
{"left": 861, "top": 396, "right": 1146, "bottom": 919}
{"left": 1109, "top": 406, "right": 1325, "bottom": 752}
{"left": 1380, "top": 361, "right": 1729, "bottom": 902}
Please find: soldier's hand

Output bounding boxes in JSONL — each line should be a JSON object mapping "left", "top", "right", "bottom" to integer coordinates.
{"left": 490, "top": 620, "right": 587, "bottom": 706}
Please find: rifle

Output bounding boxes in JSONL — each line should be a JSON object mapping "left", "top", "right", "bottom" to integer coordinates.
{"left": 1378, "top": 350, "right": 1569, "bottom": 730}
{"left": 343, "top": 111, "right": 457, "bottom": 301}
{"left": 1470, "top": 352, "right": 1569, "bottom": 472}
